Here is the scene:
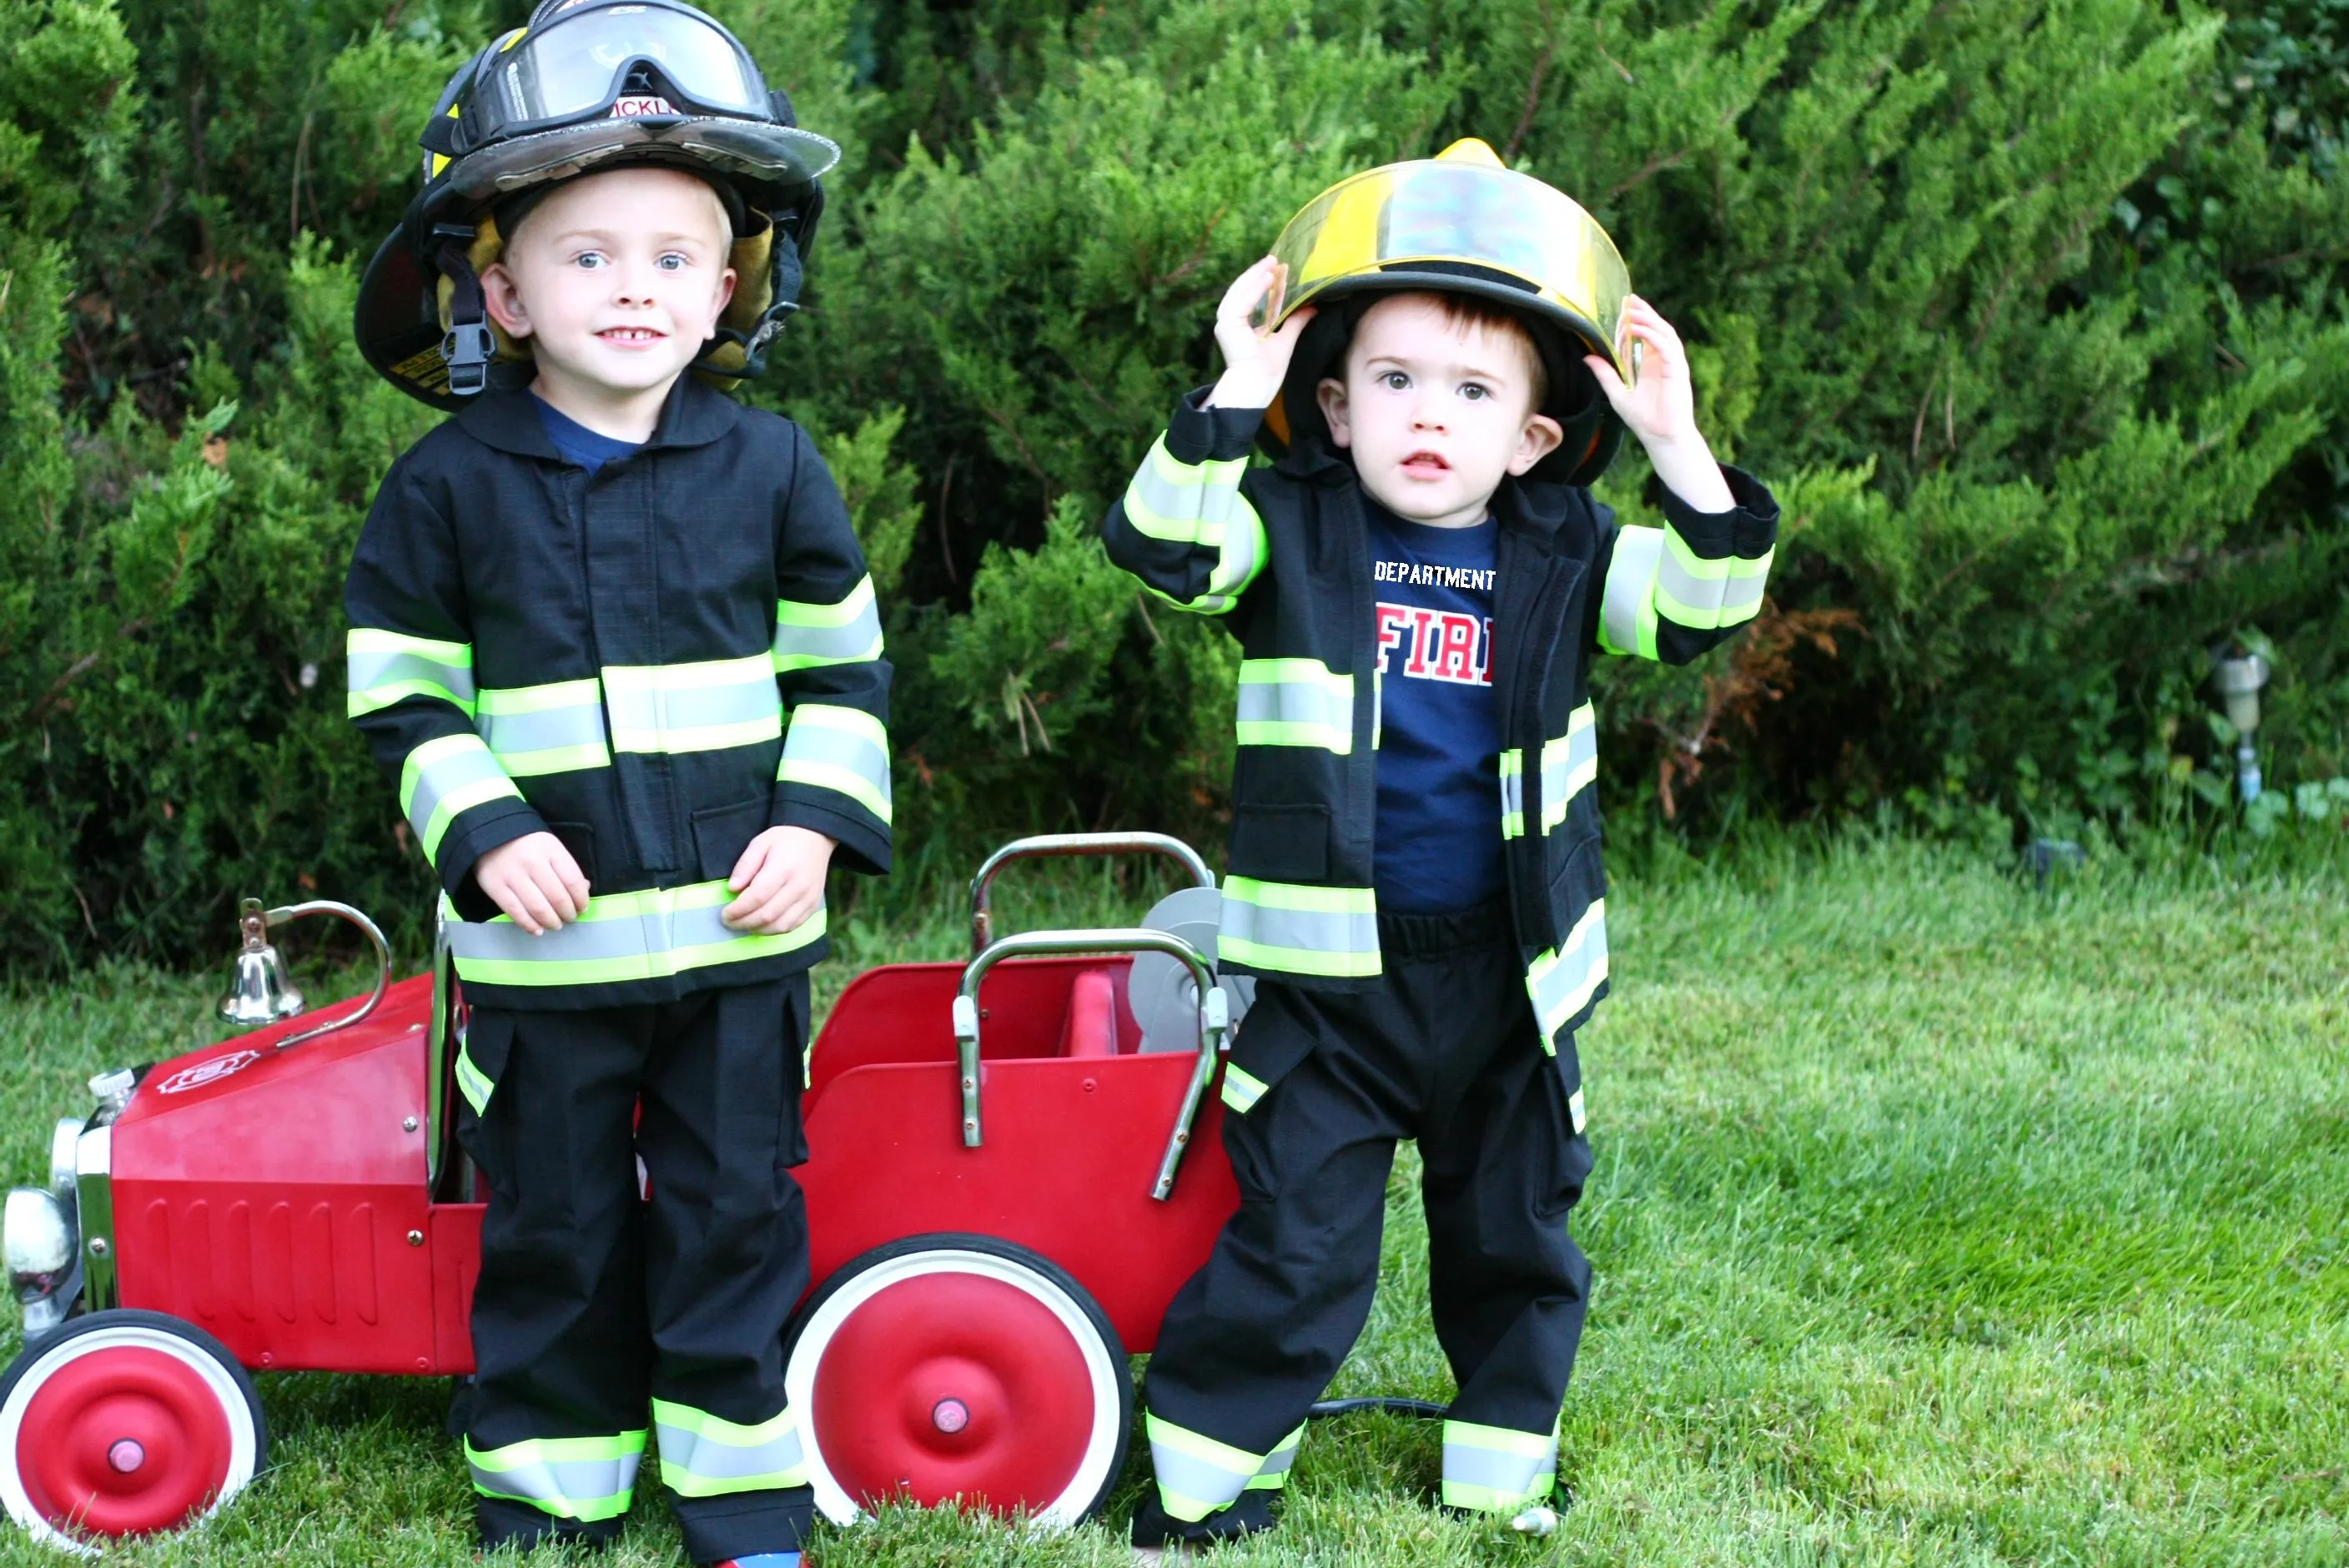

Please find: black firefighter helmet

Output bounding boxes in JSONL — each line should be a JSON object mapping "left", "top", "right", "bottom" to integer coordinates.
{"left": 355, "top": 0, "right": 837, "bottom": 410}
{"left": 1255, "top": 138, "right": 1636, "bottom": 488}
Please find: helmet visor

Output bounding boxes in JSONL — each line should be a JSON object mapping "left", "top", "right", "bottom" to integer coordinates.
{"left": 1265, "top": 160, "right": 1630, "bottom": 368}
{"left": 500, "top": 5, "right": 761, "bottom": 124}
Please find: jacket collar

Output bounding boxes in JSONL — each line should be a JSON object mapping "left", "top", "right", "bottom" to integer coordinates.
{"left": 454, "top": 373, "right": 742, "bottom": 460}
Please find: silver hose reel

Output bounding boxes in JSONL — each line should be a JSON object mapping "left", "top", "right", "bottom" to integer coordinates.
{"left": 1128, "top": 885, "right": 1255, "bottom": 1053}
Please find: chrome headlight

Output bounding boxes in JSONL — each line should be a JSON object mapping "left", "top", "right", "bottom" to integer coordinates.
{"left": 5, "top": 1188, "right": 75, "bottom": 1304}
{"left": 50, "top": 1115, "right": 86, "bottom": 1200}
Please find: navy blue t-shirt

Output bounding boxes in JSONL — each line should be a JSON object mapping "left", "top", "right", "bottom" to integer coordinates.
{"left": 1368, "top": 503, "right": 1505, "bottom": 913}
{"left": 533, "top": 394, "right": 642, "bottom": 475}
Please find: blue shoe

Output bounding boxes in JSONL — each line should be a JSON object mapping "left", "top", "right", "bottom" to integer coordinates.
{"left": 716, "top": 1555, "right": 800, "bottom": 1568}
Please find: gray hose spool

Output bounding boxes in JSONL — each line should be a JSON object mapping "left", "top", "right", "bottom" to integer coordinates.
{"left": 1129, "top": 885, "right": 1255, "bottom": 1053}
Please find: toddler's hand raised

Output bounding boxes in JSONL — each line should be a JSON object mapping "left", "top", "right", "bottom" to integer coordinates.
{"left": 1206, "top": 256, "right": 1316, "bottom": 410}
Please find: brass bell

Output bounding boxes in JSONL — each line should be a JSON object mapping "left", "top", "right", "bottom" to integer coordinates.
{"left": 218, "top": 897, "right": 306, "bottom": 1028}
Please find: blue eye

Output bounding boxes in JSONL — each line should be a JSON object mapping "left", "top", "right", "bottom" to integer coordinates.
{"left": 573, "top": 251, "right": 607, "bottom": 270}
{"left": 657, "top": 252, "right": 687, "bottom": 272}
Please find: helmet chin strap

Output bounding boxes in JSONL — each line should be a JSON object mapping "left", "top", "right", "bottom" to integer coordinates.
{"left": 431, "top": 224, "right": 499, "bottom": 397}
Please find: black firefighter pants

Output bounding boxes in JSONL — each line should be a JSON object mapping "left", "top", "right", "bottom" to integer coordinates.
{"left": 455, "top": 975, "right": 814, "bottom": 1562}
{"left": 1139, "top": 902, "right": 1592, "bottom": 1531}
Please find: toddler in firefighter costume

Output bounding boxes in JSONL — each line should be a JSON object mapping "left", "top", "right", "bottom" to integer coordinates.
{"left": 1104, "top": 140, "right": 1779, "bottom": 1550}
{"left": 342, "top": 4, "right": 888, "bottom": 1562}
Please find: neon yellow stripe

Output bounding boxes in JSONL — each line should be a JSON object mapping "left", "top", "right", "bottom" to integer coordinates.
{"left": 774, "top": 575, "right": 876, "bottom": 628}
{"left": 1217, "top": 936, "right": 1380, "bottom": 977}
{"left": 500, "top": 742, "right": 613, "bottom": 777}
{"left": 1441, "top": 1475, "right": 1555, "bottom": 1511}
{"left": 1222, "top": 877, "right": 1376, "bottom": 914}
{"left": 349, "top": 627, "right": 470, "bottom": 664}
{"left": 650, "top": 1400, "right": 794, "bottom": 1445}
{"left": 476, "top": 678, "right": 601, "bottom": 715}
{"left": 1662, "top": 525, "right": 1773, "bottom": 585}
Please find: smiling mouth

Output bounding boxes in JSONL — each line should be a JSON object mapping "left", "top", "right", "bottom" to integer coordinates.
{"left": 597, "top": 326, "right": 666, "bottom": 343}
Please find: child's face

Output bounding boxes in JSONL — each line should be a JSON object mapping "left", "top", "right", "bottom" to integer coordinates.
{"left": 480, "top": 167, "right": 737, "bottom": 405}
{"left": 1316, "top": 294, "right": 1563, "bottom": 529}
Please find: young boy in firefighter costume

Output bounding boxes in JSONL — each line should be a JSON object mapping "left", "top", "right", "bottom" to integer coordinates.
{"left": 343, "top": 4, "right": 888, "bottom": 1562}
{"left": 1104, "top": 139, "right": 1778, "bottom": 1550}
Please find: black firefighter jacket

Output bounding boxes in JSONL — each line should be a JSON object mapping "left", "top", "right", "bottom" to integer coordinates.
{"left": 1102, "top": 390, "right": 1778, "bottom": 1062}
{"left": 345, "top": 377, "right": 891, "bottom": 1011}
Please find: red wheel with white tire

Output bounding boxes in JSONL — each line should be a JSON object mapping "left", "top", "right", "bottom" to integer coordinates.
{"left": 0, "top": 1310, "right": 266, "bottom": 1553}
{"left": 784, "top": 1234, "right": 1130, "bottom": 1527}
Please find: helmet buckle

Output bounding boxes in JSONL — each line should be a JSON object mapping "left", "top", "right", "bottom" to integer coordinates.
{"left": 440, "top": 323, "right": 500, "bottom": 395}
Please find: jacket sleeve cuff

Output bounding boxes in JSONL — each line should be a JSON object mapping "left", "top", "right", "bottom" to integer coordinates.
{"left": 1648, "top": 463, "right": 1780, "bottom": 558}
{"left": 1166, "top": 389, "right": 1265, "bottom": 465}
{"left": 435, "top": 800, "right": 551, "bottom": 922}
{"left": 772, "top": 796, "right": 891, "bottom": 878}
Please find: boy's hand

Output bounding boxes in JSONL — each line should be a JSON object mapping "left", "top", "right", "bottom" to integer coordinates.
{"left": 477, "top": 832, "right": 591, "bottom": 935}
{"left": 1585, "top": 294, "right": 1735, "bottom": 512}
{"left": 723, "top": 826, "right": 835, "bottom": 934}
{"left": 1205, "top": 255, "right": 1317, "bottom": 410}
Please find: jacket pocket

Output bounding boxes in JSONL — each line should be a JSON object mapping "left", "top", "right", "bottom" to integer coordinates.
{"left": 1230, "top": 802, "right": 1330, "bottom": 882}
{"left": 691, "top": 794, "right": 772, "bottom": 882}
{"left": 544, "top": 821, "right": 598, "bottom": 888}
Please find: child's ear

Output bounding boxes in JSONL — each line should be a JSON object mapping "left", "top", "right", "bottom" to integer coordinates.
{"left": 480, "top": 260, "right": 532, "bottom": 341}
{"left": 1507, "top": 411, "right": 1564, "bottom": 476}
{"left": 1315, "top": 376, "right": 1352, "bottom": 449}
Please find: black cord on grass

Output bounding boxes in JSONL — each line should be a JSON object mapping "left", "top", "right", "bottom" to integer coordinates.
{"left": 1306, "top": 1397, "right": 1448, "bottom": 1420}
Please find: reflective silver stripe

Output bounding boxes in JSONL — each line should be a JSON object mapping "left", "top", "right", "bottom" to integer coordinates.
{"left": 476, "top": 680, "right": 610, "bottom": 776}
{"left": 773, "top": 575, "right": 884, "bottom": 672}
{"left": 1499, "top": 748, "right": 1525, "bottom": 838}
{"left": 1145, "top": 1412, "right": 1262, "bottom": 1522}
{"left": 1220, "top": 1063, "right": 1268, "bottom": 1114}
{"left": 1245, "top": 1424, "right": 1305, "bottom": 1490}
{"left": 1235, "top": 659, "right": 1353, "bottom": 752}
{"left": 1121, "top": 440, "right": 1268, "bottom": 611}
{"left": 1439, "top": 1420, "right": 1557, "bottom": 1511}
{"left": 602, "top": 656, "right": 781, "bottom": 754}
{"left": 347, "top": 628, "right": 476, "bottom": 716}
{"left": 777, "top": 704, "right": 890, "bottom": 823}
{"left": 454, "top": 1037, "right": 494, "bottom": 1116}
{"left": 1526, "top": 899, "right": 1608, "bottom": 1043}
{"left": 1218, "top": 878, "right": 1380, "bottom": 979}
{"left": 1124, "top": 440, "right": 1250, "bottom": 545}
{"left": 1599, "top": 525, "right": 1664, "bottom": 659}
{"left": 1537, "top": 706, "right": 1598, "bottom": 832}
{"left": 651, "top": 1400, "right": 807, "bottom": 1495}
{"left": 1656, "top": 526, "right": 1771, "bottom": 630}
{"left": 465, "top": 1433, "right": 645, "bottom": 1522}
{"left": 446, "top": 880, "right": 824, "bottom": 989}
{"left": 399, "top": 733, "right": 524, "bottom": 862}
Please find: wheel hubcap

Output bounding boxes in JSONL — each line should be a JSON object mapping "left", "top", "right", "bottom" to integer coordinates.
{"left": 15, "top": 1347, "right": 235, "bottom": 1538}
{"left": 812, "top": 1273, "right": 1098, "bottom": 1512}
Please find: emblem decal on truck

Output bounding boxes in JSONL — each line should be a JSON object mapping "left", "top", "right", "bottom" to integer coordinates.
{"left": 157, "top": 1049, "right": 263, "bottom": 1094}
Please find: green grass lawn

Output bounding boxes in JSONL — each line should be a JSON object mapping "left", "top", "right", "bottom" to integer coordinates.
{"left": 2, "top": 835, "right": 2343, "bottom": 1565}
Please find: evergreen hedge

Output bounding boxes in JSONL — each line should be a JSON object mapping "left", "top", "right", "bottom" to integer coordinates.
{"left": 3, "top": 0, "right": 2344, "bottom": 968}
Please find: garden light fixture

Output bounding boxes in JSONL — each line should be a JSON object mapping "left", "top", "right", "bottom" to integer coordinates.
{"left": 2211, "top": 646, "right": 2271, "bottom": 803}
